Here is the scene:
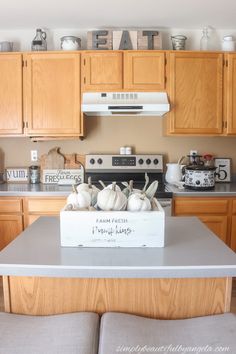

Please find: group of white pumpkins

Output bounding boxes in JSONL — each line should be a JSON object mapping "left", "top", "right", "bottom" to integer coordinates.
{"left": 66, "top": 174, "right": 159, "bottom": 212}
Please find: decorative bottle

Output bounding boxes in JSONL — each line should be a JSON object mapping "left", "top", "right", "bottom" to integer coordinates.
{"left": 31, "top": 29, "right": 47, "bottom": 51}
{"left": 200, "top": 27, "right": 210, "bottom": 50}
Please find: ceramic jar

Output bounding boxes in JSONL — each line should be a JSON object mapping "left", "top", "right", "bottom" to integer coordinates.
{"left": 222, "top": 36, "right": 235, "bottom": 51}
{"left": 61, "top": 36, "right": 81, "bottom": 50}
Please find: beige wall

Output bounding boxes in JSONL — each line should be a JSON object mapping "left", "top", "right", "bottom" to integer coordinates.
{"left": 1, "top": 117, "right": 235, "bottom": 172}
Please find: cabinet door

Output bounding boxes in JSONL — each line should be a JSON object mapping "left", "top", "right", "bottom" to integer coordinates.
{"left": 231, "top": 216, "right": 236, "bottom": 252}
{"left": 23, "top": 197, "right": 66, "bottom": 228}
{"left": 230, "top": 200, "right": 236, "bottom": 251}
{"left": 82, "top": 52, "right": 123, "bottom": 91}
{"left": 198, "top": 215, "right": 228, "bottom": 243}
{"left": 24, "top": 53, "right": 81, "bottom": 136}
{"left": 225, "top": 54, "right": 236, "bottom": 135}
{"left": 124, "top": 51, "right": 165, "bottom": 90}
{"left": 0, "top": 54, "right": 23, "bottom": 135}
{"left": 167, "top": 52, "right": 223, "bottom": 135}
{"left": 0, "top": 215, "right": 23, "bottom": 250}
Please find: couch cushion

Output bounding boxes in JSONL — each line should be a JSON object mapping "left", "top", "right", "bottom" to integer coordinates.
{"left": 99, "top": 312, "right": 236, "bottom": 354}
{"left": 0, "top": 312, "right": 99, "bottom": 354}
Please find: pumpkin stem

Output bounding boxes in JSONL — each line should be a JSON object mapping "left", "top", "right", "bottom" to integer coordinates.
{"left": 112, "top": 181, "right": 116, "bottom": 191}
{"left": 99, "top": 180, "right": 106, "bottom": 189}
{"left": 129, "top": 180, "right": 134, "bottom": 192}
{"left": 88, "top": 176, "right": 92, "bottom": 188}
{"left": 72, "top": 184, "right": 78, "bottom": 194}
{"left": 142, "top": 173, "right": 149, "bottom": 192}
{"left": 140, "top": 192, "right": 146, "bottom": 200}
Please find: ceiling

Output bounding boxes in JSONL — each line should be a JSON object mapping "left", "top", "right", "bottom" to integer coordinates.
{"left": 0, "top": 0, "right": 235, "bottom": 29}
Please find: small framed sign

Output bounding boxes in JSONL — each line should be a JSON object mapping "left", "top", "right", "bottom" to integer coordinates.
{"left": 41, "top": 168, "right": 84, "bottom": 185}
{"left": 214, "top": 158, "right": 232, "bottom": 182}
{"left": 5, "top": 167, "right": 29, "bottom": 183}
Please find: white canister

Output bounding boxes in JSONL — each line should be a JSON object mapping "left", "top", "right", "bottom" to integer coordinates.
{"left": 120, "top": 147, "right": 126, "bottom": 155}
{"left": 125, "top": 146, "right": 132, "bottom": 155}
{"left": 222, "top": 36, "right": 235, "bottom": 51}
{"left": 61, "top": 36, "right": 81, "bottom": 51}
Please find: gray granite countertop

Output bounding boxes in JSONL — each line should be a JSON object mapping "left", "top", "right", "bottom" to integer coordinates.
{"left": 0, "top": 216, "right": 235, "bottom": 278}
{"left": 1, "top": 182, "right": 236, "bottom": 197}
{"left": 0, "top": 183, "right": 72, "bottom": 196}
{"left": 166, "top": 182, "right": 236, "bottom": 197}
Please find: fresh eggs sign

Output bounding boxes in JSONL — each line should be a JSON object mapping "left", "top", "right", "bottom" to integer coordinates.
{"left": 87, "top": 30, "right": 162, "bottom": 50}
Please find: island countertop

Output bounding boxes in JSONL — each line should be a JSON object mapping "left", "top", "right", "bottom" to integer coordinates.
{"left": 0, "top": 216, "right": 236, "bottom": 279}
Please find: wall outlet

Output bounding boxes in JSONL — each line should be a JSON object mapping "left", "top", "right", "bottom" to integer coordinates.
{"left": 31, "top": 150, "right": 38, "bottom": 162}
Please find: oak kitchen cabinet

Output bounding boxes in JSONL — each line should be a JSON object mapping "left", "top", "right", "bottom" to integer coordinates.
{"left": 231, "top": 200, "right": 236, "bottom": 252}
{"left": 173, "top": 197, "right": 231, "bottom": 245}
{"left": 0, "top": 52, "right": 83, "bottom": 138}
{"left": 23, "top": 197, "right": 66, "bottom": 227}
{"left": 225, "top": 53, "right": 236, "bottom": 135}
{"left": 81, "top": 51, "right": 166, "bottom": 91}
{"left": 0, "top": 198, "right": 23, "bottom": 251}
{"left": 166, "top": 52, "right": 224, "bottom": 135}
{"left": 0, "top": 196, "right": 66, "bottom": 250}
{"left": 24, "top": 53, "right": 82, "bottom": 137}
{"left": 0, "top": 54, "right": 23, "bottom": 135}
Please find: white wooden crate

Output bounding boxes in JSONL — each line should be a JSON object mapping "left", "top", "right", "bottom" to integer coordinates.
{"left": 60, "top": 199, "right": 165, "bottom": 248}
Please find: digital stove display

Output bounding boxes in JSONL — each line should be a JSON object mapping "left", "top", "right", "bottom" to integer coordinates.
{"left": 112, "top": 156, "right": 136, "bottom": 166}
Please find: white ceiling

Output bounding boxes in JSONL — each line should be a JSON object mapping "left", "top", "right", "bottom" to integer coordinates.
{"left": 0, "top": 0, "right": 236, "bottom": 29}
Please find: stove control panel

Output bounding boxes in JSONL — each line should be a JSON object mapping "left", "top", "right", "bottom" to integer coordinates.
{"left": 85, "top": 154, "right": 163, "bottom": 171}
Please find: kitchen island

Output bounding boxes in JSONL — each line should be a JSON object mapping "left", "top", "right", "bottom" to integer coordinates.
{"left": 0, "top": 216, "right": 236, "bottom": 319}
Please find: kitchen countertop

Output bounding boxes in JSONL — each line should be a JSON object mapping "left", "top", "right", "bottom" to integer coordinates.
{"left": 166, "top": 182, "right": 236, "bottom": 197}
{"left": 1, "top": 182, "right": 236, "bottom": 197}
{"left": 0, "top": 183, "right": 72, "bottom": 196}
{"left": 0, "top": 216, "right": 236, "bottom": 278}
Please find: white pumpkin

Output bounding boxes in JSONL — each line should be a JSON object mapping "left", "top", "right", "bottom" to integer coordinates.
{"left": 97, "top": 182, "right": 127, "bottom": 211}
{"left": 76, "top": 177, "right": 100, "bottom": 206}
{"left": 127, "top": 192, "right": 151, "bottom": 211}
{"left": 76, "top": 190, "right": 91, "bottom": 208}
{"left": 67, "top": 185, "right": 91, "bottom": 209}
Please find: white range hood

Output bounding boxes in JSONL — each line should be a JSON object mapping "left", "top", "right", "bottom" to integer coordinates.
{"left": 82, "top": 92, "right": 170, "bottom": 117}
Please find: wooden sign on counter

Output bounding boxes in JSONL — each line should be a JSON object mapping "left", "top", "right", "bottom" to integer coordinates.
{"left": 41, "top": 169, "right": 84, "bottom": 185}
{"left": 5, "top": 167, "right": 29, "bottom": 183}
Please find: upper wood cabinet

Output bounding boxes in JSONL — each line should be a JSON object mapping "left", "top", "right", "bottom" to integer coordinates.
{"left": 81, "top": 52, "right": 123, "bottom": 91}
{"left": 0, "top": 54, "right": 23, "bottom": 135}
{"left": 225, "top": 53, "right": 236, "bottom": 135}
{"left": 24, "top": 53, "right": 82, "bottom": 137}
{"left": 167, "top": 52, "right": 223, "bottom": 135}
{"left": 82, "top": 51, "right": 166, "bottom": 92}
{"left": 124, "top": 51, "right": 165, "bottom": 90}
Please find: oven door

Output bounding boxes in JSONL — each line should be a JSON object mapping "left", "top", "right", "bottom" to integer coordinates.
{"left": 158, "top": 199, "right": 173, "bottom": 216}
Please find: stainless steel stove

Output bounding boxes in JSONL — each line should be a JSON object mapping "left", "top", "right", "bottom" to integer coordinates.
{"left": 85, "top": 154, "right": 173, "bottom": 215}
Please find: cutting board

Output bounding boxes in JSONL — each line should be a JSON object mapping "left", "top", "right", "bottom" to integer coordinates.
{"left": 40, "top": 149, "right": 85, "bottom": 170}
{"left": 41, "top": 147, "right": 65, "bottom": 170}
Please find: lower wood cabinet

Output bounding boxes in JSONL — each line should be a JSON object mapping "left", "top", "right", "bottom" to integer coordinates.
{"left": 23, "top": 197, "right": 66, "bottom": 227}
{"left": 0, "top": 198, "right": 23, "bottom": 251}
{"left": 231, "top": 200, "right": 236, "bottom": 252}
{"left": 174, "top": 197, "right": 230, "bottom": 245}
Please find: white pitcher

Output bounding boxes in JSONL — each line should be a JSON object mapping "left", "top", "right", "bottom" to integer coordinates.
{"left": 165, "top": 163, "right": 183, "bottom": 184}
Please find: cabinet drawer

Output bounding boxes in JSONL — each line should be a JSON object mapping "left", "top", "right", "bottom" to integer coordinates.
{"left": 232, "top": 200, "right": 236, "bottom": 215}
{"left": 174, "top": 198, "right": 229, "bottom": 215}
{"left": 0, "top": 198, "right": 22, "bottom": 213}
{"left": 25, "top": 198, "right": 66, "bottom": 213}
